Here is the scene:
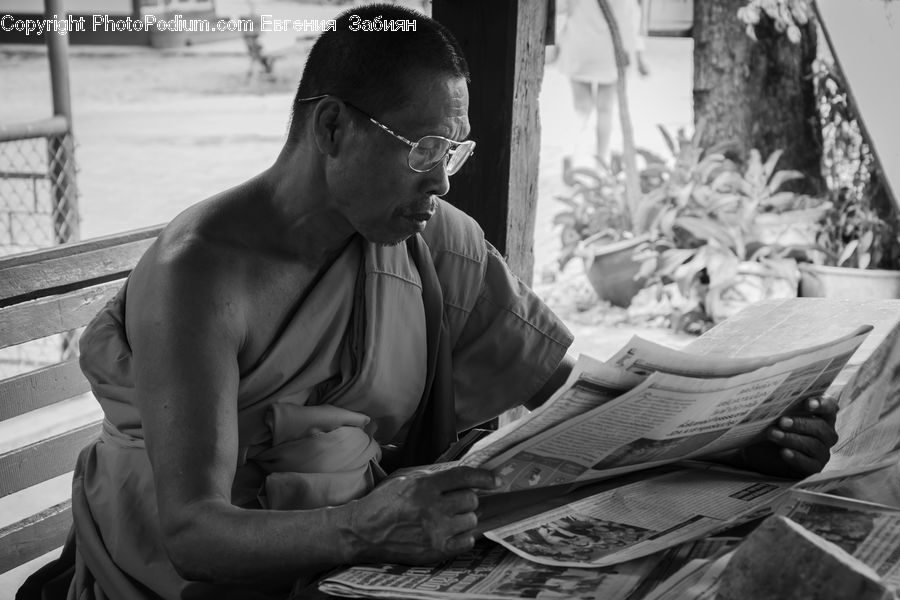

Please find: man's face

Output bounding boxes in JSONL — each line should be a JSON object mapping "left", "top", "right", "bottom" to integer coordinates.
{"left": 331, "top": 74, "right": 471, "bottom": 246}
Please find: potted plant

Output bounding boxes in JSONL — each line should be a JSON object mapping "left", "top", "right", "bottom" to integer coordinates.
{"left": 798, "top": 183, "right": 900, "bottom": 298}
{"left": 797, "top": 56, "right": 900, "bottom": 299}
{"left": 552, "top": 153, "right": 656, "bottom": 308}
{"left": 634, "top": 130, "right": 814, "bottom": 332}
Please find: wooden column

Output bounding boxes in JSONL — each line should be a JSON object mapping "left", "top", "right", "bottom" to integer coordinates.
{"left": 432, "top": 0, "right": 549, "bottom": 285}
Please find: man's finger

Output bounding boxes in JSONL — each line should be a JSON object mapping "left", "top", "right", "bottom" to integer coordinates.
{"left": 444, "top": 531, "right": 476, "bottom": 554}
{"left": 779, "top": 447, "right": 826, "bottom": 476}
{"left": 430, "top": 466, "right": 500, "bottom": 492}
{"left": 804, "top": 395, "right": 839, "bottom": 425}
{"left": 774, "top": 416, "right": 839, "bottom": 447}
{"left": 768, "top": 428, "right": 832, "bottom": 465}
{"left": 444, "top": 512, "right": 479, "bottom": 536}
{"left": 440, "top": 489, "right": 480, "bottom": 514}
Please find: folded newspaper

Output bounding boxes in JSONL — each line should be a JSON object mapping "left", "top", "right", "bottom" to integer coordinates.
{"left": 460, "top": 325, "right": 872, "bottom": 493}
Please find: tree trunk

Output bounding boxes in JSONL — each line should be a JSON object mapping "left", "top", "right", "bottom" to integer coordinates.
{"left": 595, "top": 0, "right": 642, "bottom": 231}
{"left": 693, "top": 0, "right": 823, "bottom": 193}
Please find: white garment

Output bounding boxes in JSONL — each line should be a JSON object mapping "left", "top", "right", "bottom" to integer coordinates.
{"left": 557, "top": 0, "right": 645, "bottom": 84}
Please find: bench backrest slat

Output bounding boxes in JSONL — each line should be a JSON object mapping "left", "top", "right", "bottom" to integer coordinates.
{"left": 0, "top": 500, "right": 72, "bottom": 574}
{"left": 0, "top": 281, "right": 121, "bottom": 348}
{"left": 0, "top": 421, "right": 103, "bottom": 499}
{"left": 0, "top": 230, "right": 159, "bottom": 309}
{"left": 0, "top": 360, "right": 90, "bottom": 422}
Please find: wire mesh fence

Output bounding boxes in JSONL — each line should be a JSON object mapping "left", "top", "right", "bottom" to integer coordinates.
{"left": 0, "top": 129, "right": 81, "bottom": 379}
{"left": 0, "top": 132, "right": 79, "bottom": 256}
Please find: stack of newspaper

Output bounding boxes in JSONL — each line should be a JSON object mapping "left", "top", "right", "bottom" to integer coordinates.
{"left": 319, "top": 324, "right": 900, "bottom": 598}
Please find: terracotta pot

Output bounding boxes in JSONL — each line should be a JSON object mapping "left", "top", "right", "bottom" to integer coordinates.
{"left": 799, "top": 263, "right": 900, "bottom": 299}
{"left": 577, "top": 235, "right": 648, "bottom": 308}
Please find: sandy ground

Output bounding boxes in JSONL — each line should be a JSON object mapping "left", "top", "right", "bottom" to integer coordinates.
{"left": 0, "top": 4, "right": 694, "bottom": 591}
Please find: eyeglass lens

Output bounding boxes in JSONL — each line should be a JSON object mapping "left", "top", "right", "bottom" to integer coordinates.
{"left": 410, "top": 137, "right": 475, "bottom": 175}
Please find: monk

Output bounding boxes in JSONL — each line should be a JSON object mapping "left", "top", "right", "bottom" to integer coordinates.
{"left": 20, "top": 4, "right": 839, "bottom": 599}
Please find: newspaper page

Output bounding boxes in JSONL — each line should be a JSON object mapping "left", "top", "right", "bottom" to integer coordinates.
{"left": 484, "top": 466, "right": 792, "bottom": 568}
{"left": 777, "top": 490, "right": 900, "bottom": 588}
{"left": 823, "top": 322, "right": 900, "bottom": 472}
{"left": 607, "top": 325, "right": 872, "bottom": 379}
{"left": 469, "top": 329, "right": 867, "bottom": 493}
{"left": 317, "top": 541, "right": 658, "bottom": 600}
{"left": 461, "top": 356, "right": 640, "bottom": 469}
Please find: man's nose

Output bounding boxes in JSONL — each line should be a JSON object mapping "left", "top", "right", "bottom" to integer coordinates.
{"left": 423, "top": 158, "right": 451, "bottom": 197}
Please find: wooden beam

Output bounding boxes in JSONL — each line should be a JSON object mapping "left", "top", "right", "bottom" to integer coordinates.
{"left": 432, "top": 0, "right": 549, "bottom": 285}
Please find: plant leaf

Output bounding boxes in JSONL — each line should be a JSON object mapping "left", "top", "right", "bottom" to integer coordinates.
{"left": 675, "top": 216, "right": 735, "bottom": 249}
{"left": 762, "top": 149, "right": 784, "bottom": 178}
{"left": 767, "top": 169, "right": 805, "bottom": 193}
{"left": 838, "top": 239, "right": 859, "bottom": 267}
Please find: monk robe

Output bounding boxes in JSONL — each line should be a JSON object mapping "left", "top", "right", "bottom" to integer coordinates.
{"left": 32, "top": 201, "right": 572, "bottom": 599}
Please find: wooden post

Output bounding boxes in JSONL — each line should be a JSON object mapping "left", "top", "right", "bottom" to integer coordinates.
{"left": 431, "top": 0, "right": 549, "bottom": 286}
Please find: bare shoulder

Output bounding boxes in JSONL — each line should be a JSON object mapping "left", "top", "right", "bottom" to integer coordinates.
{"left": 125, "top": 197, "right": 253, "bottom": 351}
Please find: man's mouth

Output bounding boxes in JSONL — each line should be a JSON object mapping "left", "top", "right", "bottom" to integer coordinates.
{"left": 402, "top": 199, "right": 436, "bottom": 224}
{"left": 404, "top": 211, "right": 434, "bottom": 223}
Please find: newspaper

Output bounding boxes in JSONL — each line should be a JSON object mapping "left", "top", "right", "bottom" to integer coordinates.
{"left": 821, "top": 322, "right": 900, "bottom": 473}
{"left": 777, "top": 489, "right": 900, "bottom": 588}
{"left": 483, "top": 465, "right": 793, "bottom": 568}
{"left": 462, "top": 327, "right": 870, "bottom": 493}
{"left": 317, "top": 541, "right": 658, "bottom": 600}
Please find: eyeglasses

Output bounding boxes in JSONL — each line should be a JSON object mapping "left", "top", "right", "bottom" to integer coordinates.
{"left": 298, "top": 95, "right": 476, "bottom": 176}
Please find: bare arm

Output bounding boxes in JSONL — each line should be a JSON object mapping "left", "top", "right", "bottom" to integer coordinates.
{"left": 127, "top": 240, "right": 496, "bottom": 587}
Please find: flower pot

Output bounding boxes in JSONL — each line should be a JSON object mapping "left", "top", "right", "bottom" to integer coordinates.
{"left": 577, "top": 235, "right": 648, "bottom": 308}
{"left": 799, "top": 263, "right": 900, "bottom": 299}
{"left": 706, "top": 261, "right": 800, "bottom": 323}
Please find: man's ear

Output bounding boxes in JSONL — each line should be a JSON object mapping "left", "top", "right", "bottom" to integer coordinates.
{"left": 312, "top": 98, "right": 348, "bottom": 157}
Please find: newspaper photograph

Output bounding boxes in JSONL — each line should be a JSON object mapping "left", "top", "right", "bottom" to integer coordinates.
{"left": 484, "top": 466, "right": 792, "bottom": 568}
{"left": 777, "top": 490, "right": 900, "bottom": 588}
{"left": 466, "top": 328, "right": 867, "bottom": 493}
{"left": 317, "top": 541, "right": 658, "bottom": 600}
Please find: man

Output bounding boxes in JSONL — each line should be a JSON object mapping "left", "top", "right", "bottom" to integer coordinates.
{"left": 23, "top": 4, "right": 838, "bottom": 599}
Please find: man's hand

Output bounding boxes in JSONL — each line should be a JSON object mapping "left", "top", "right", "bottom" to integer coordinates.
{"left": 346, "top": 467, "right": 499, "bottom": 565}
{"left": 741, "top": 396, "right": 840, "bottom": 478}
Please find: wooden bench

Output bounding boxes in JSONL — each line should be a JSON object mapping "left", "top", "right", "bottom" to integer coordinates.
{"left": 0, "top": 225, "right": 162, "bottom": 586}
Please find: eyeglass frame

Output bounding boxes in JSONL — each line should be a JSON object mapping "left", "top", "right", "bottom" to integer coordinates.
{"left": 296, "top": 94, "right": 476, "bottom": 176}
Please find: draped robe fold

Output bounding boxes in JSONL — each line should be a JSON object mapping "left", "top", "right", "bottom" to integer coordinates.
{"left": 31, "top": 201, "right": 573, "bottom": 599}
